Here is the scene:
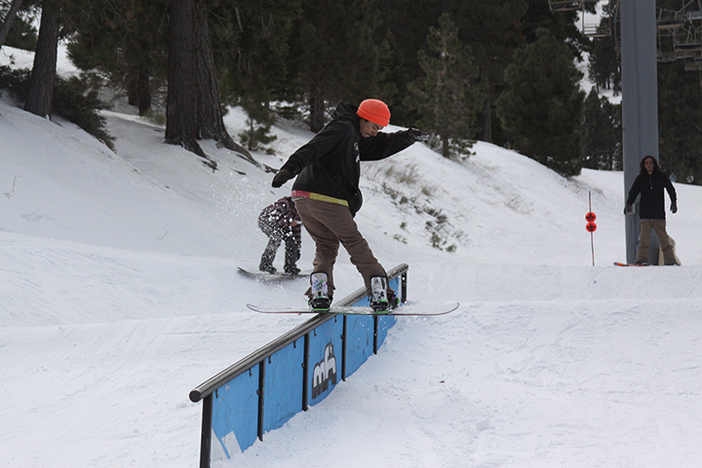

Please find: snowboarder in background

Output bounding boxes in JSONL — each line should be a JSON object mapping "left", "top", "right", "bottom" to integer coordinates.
{"left": 258, "top": 197, "right": 302, "bottom": 275}
{"left": 624, "top": 155, "right": 678, "bottom": 265}
{"left": 271, "top": 98, "right": 427, "bottom": 311}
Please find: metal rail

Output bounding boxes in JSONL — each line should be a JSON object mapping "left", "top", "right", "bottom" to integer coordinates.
{"left": 189, "top": 262, "right": 409, "bottom": 402}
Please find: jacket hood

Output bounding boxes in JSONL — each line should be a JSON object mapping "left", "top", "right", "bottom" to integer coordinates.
{"left": 331, "top": 102, "right": 361, "bottom": 131}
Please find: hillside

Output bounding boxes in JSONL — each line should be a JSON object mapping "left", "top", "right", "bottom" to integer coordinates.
{"left": 2, "top": 45, "right": 702, "bottom": 468}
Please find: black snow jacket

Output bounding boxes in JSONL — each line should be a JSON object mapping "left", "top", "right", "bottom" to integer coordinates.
{"left": 280, "top": 101, "right": 416, "bottom": 216}
{"left": 626, "top": 170, "right": 677, "bottom": 220}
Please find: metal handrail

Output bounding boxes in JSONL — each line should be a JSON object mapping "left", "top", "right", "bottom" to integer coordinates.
{"left": 189, "top": 263, "right": 409, "bottom": 402}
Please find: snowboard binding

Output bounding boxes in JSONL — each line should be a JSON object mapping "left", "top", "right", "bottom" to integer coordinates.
{"left": 309, "top": 272, "right": 331, "bottom": 311}
{"left": 370, "top": 276, "right": 397, "bottom": 313}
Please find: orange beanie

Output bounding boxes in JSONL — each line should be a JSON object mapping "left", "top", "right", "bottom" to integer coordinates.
{"left": 356, "top": 99, "right": 391, "bottom": 127}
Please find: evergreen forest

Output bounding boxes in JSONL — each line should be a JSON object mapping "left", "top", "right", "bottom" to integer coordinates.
{"left": 1, "top": 0, "right": 701, "bottom": 183}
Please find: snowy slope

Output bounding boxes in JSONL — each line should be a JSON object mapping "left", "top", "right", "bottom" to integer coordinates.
{"left": 2, "top": 44, "right": 702, "bottom": 468}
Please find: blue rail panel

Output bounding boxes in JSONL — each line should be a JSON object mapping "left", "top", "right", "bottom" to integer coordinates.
{"left": 345, "top": 314, "right": 374, "bottom": 377}
{"left": 211, "top": 367, "right": 259, "bottom": 456}
{"left": 307, "top": 315, "right": 343, "bottom": 405}
{"left": 262, "top": 338, "right": 304, "bottom": 433}
{"left": 191, "top": 264, "right": 408, "bottom": 467}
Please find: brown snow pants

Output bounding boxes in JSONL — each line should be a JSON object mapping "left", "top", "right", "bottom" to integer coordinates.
{"left": 294, "top": 197, "right": 386, "bottom": 296}
{"left": 637, "top": 219, "right": 675, "bottom": 265}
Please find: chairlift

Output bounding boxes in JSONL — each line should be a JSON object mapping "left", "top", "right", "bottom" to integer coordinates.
{"left": 658, "top": 50, "right": 678, "bottom": 62}
{"left": 657, "top": 18, "right": 686, "bottom": 29}
{"left": 584, "top": 24, "right": 612, "bottom": 38}
{"left": 683, "top": 0, "right": 702, "bottom": 20}
{"left": 656, "top": 4, "right": 686, "bottom": 30}
{"left": 675, "top": 42, "right": 702, "bottom": 59}
{"left": 548, "top": 0, "right": 582, "bottom": 12}
{"left": 579, "top": 0, "right": 612, "bottom": 38}
{"left": 657, "top": 25, "right": 678, "bottom": 62}
{"left": 672, "top": 21, "right": 702, "bottom": 59}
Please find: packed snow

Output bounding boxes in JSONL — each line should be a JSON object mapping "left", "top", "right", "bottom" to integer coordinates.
{"left": 2, "top": 45, "right": 702, "bottom": 467}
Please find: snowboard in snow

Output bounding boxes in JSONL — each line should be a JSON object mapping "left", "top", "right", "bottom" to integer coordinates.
{"left": 246, "top": 301, "right": 460, "bottom": 316}
{"left": 237, "top": 267, "right": 311, "bottom": 282}
{"left": 613, "top": 262, "right": 648, "bottom": 267}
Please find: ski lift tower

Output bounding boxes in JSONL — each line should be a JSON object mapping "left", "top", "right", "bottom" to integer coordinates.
{"left": 619, "top": 0, "right": 659, "bottom": 264}
{"left": 548, "top": 0, "right": 657, "bottom": 263}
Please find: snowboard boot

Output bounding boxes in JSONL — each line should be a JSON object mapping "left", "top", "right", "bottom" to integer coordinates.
{"left": 259, "top": 262, "right": 277, "bottom": 274}
{"left": 284, "top": 264, "right": 301, "bottom": 275}
{"left": 309, "top": 272, "right": 331, "bottom": 311}
{"left": 370, "top": 276, "right": 396, "bottom": 313}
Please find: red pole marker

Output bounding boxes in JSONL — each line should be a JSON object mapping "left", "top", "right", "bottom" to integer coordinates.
{"left": 587, "top": 192, "right": 596, "bottom": 266}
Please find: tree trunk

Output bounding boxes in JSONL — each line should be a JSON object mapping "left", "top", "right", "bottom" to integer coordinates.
{"left": 308, "top": 86, "right": 325, "bottom": 133}
{"left": 192, "top": 0, "right": 256, "bottom": 166}
{"left": 127, "top": 63, "right": 152, "bottom": 116}
{"left": 193, "top": 0, "right": 219, "bottom": 141}
{"left": 441, "top": 135, "right": 450, "bottom": 158}
{"left": 135, "top": 62, "right": 152, "bottom": 116}
{"left": 479, "top": 85, "right": 493, "bottom": 143}
{"left": 126, "top": 40, "right": 152, "bottom": 116}
{"left": 0, "top": 0, "right": 24, "bottom": 48}
{"left": 165, "top": 0, "right": 207, "bottom": 161}
{"left": 24, "top": 0, "right": 59, "bottom": 118}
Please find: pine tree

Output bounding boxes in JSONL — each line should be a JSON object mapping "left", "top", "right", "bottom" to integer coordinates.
{"left": 582, "top": 88, "right": 621, "bottom": 170}
{"left": 165, "top": 0, "right": 202, "bottom": 160}
{"left": 209, "top": 0, "right": 300, "bottom": 152}
{"left": 0, "top": 0, "right": 25, "bottom": 48}
{"left": 496, "top": 28, "right": 585, "bottom": 177}
{"left": 165, "top": 0, "right": 246, "bottom": 168}
{"left": 374, "top": 31, "right": 404, "bottom": 118}
{"left": 65, "top": 0, "right": 168, "bottom": 117}
{"left": 238, "top": 97, "right": 277, "bottom": 153}
{"left": 376, "top": 0, "right": 528, "bottom": 137}
{"left": 466, "top": 0, "right": 529, "bottom": 144}
{"left": 211, "top": 0, "right": 300, "bottom": 105}
{"left": 407, "top": 13, "right": 484, "bottom": 158}
{"left": 658, "top": 60, "right": 702, "bottom": 184}
{"left": 24, "top": 0, "right": 59, "bottom": 118}
{"left": 586, "top": 2, "right": 620, "bottom": 94}
{"left": 287, "top": 0, "right": 380, "bottom": 132}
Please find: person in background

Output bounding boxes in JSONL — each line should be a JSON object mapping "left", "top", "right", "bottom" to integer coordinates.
{"left": 258, "top": 197, "right": 302, "bottom": 275}
{"left": 271, "top": 98, "right": 427, "bottom": 311}
{"left": 624, "top": 155, "right": 678, "bottom": 265}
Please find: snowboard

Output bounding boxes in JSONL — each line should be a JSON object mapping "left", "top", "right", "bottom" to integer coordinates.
{"left": 246, "top": 301, "right": 460, "bottom": 316}
{"left": 237, "top": 267, "right": 311, "bottom": 282}
{"left": 613, "top": 262, "right": 648, "bottom": 267}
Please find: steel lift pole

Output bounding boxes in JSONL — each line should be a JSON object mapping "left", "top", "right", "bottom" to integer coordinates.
{"left": 620, "top": 0, "right": 660, "bottom": 264}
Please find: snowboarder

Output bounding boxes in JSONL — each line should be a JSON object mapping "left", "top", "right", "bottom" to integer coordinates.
{"left": 258, "top": 197, "right": 302, "bottom": 275}
{"left": 624, "top": 155, "right": 678, "bottom": 265}
{"left": 271, "top": 98, "right": 427, "bottom": 311}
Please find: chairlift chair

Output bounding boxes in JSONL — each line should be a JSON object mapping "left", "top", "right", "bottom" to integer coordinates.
{"left": 548, "top": 0, "right": 582, "bottom": 12}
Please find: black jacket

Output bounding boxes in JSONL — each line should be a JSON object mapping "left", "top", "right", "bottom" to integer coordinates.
{"left": 281, "top": 102, "right": 415, "bottom": 215}
{"left": 626, "top": 170, "right": 677, "bottom": 220}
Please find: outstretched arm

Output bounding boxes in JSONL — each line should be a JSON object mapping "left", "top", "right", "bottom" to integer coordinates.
{"left": 358, "top": 128, "right": 426, "bottom": 161}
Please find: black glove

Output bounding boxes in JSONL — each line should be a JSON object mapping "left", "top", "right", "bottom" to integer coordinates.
{"left": 624, "top": 204, "right": 632, "bottom": 215}
{"left": 671, "top": 201, "right": 678, "bottom": 213}
{"left": 272, "top": 168, "right": 294, "bottom": 188}
{"left": 407, "top": 128, "right": 429, "bottom": 142}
